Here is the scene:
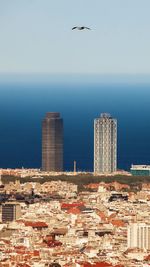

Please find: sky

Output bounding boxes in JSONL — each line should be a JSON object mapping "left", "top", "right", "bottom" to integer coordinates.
{"left": 0, "top": 0, "right": 150, "bottom": 74}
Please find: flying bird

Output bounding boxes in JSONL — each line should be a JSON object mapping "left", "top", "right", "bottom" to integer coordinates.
{"left": 72, "top": 26, "right": 91, "bottom": 31}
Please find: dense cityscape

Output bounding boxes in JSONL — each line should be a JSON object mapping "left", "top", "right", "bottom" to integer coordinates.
{"left": 1, "top": 1, "right": 150, "bottom": 266}
{"left": 0, "top": 111, "right": 150, "bottom": 266}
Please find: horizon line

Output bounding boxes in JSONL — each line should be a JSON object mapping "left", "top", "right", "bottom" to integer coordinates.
{"left": 1, "top": 72, "right": 150, "bottom": 76}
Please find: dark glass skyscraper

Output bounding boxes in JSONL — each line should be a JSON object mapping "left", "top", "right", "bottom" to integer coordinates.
{"left": 42, "top": 112, "right": 63, "bottom": 172}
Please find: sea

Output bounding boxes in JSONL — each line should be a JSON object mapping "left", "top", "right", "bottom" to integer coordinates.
{"left": 0, "top": 74, "right": 150, "bottom": 172}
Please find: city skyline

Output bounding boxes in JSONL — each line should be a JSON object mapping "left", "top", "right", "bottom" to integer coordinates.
{"left": 1, "top": 98, "right": 148, "bottom": 172}
{"left": 0, "top": 1, "right": 150, "bottom": 266}
{"left": 41, "top": 111, "right": 118, "bottom": 173}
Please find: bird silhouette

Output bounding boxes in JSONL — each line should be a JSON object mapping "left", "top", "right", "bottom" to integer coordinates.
{"left": 72, "top": 26, "right": 91, "bottom": 31}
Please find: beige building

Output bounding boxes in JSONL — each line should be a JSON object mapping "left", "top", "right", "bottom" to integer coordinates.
{"left": 127, "top": 223, "right": 150, "bottom": 250}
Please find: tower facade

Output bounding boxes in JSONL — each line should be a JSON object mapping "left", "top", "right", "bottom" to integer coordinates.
{"left": 42, "top": 112, "right": 63, "bottom": 172}
{"left": 94, "top": 113, "right": 117, "bottom": 174}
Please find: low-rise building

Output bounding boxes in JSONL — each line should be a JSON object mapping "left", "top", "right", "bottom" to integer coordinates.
{"left": 131, "top": 165, "right": 150, "bottom": 176}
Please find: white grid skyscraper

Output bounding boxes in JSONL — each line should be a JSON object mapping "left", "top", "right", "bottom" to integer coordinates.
{"left": 128, "top": 223, "right": 150, "bottom": 250}
{"left": 94, "top": 113, "right": 117, "bottom": 174}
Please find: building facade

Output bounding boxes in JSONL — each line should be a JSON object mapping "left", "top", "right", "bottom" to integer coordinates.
{"left": 42, "top": 112, "right": 63, "bottom": 172}
{"left": 128, "top": 223, "right": 150, "bottom": 250}
{"left": 130, "top": 165, "right": 150, "bottom": 176}
{"left": 1, "top": 202, "right": 21, "bottom": 222}
{"left": 94, "top": 113, "right": 117, "bottom": 174}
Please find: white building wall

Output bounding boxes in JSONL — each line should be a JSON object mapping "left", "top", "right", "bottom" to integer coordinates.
{"left": 128, "top": 223, "right": 150, "bottom": 250}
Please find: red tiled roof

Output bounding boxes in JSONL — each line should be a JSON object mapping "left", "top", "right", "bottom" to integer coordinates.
{"left": 108, "top": 213, "right": 117, "bottom": 220}
{"left": 111, "top": 219, "right": 126, "bottom": 227}
{"left": 61, "top": 202, "right": 84, "bottom": 209}
{"left": 82, "top": 262, "right": 124, "bottom": 267}
{"left": 145, "top": 254, "right": 150, "bottom": 261}
{"left": 15, "top": 246, "right": 26, "bottom": 250}
{"left": 67, "top": 207, "right": 81, "bottom": 214}
{"left": 23, "top": 221, "right": 48, "bottom": 228}
{"left": 33, "top": 250, "right": 40, "bottom": 257}
{"left": 17, "top": 264, "right": 31, "bottom": 267}
{"left": 97, "top": 211, "right": 106, "bottom": 221}
{"left": 85, "top": 183, "right": 100, "bottom": 189}
{"left": 45, "top": 240, "right": 62, "bottom": 247}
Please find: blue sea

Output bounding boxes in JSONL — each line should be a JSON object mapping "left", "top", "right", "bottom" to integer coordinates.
{"left": 0, "top": 74, "right": 150, "bottom": 171}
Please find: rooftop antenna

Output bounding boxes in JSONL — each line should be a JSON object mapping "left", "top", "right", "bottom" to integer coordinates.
{"left": 74, "top": 161, "right": 77, "bottom": 173}
{"left": 0, "top": 171, "right": 2, "bottom": 186}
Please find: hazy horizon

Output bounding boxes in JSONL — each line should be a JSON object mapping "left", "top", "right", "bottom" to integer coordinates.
{"left": 1, "top": 73, "right": 150, "bottom": 85}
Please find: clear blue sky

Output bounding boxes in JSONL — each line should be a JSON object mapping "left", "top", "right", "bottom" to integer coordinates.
{"left": 0, "top": 0, "right": 150, "bottom": 74}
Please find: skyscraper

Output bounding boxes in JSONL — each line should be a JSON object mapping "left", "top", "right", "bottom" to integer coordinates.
{"left": 42, "top": 112, "right": 63, "bottom": 172}
{"left": 94, "top": 113, "right": 117, "bottom": 174}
